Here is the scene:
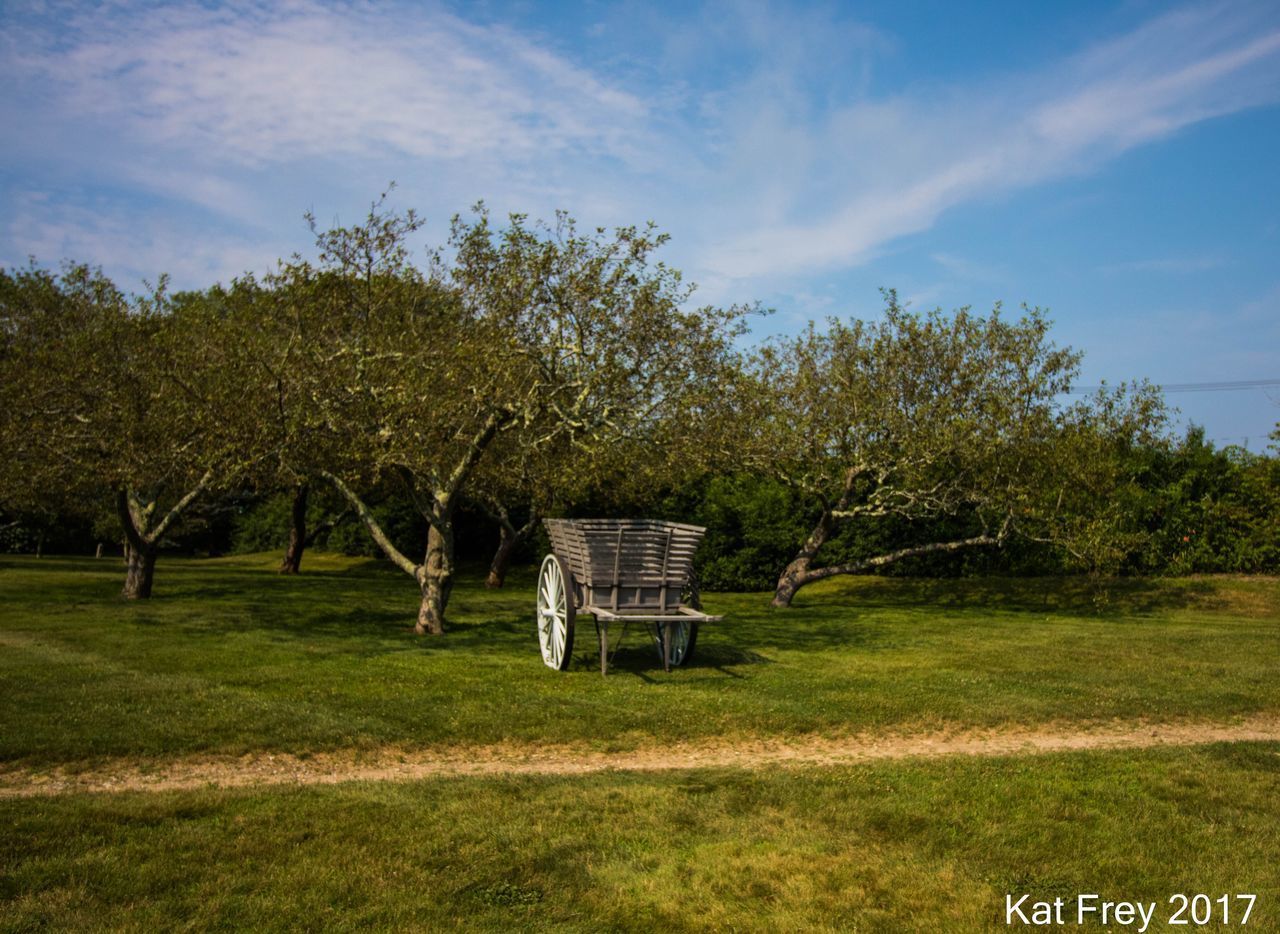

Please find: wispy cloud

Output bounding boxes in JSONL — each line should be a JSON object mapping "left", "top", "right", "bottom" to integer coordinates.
{"left": 1, "top": 0, "right": 1278, "bottom": 297}
{"left": 1, "top": 190, "right": 278, "bottom": 290}
{"left": 700, "top": 2, "right": 1280, "bottom": 282}
{"left": 5, "top": 1, "right": 647, "bottom": 168}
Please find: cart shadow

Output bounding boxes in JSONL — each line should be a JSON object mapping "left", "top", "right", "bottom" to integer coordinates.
{"left": 575, "top": 641, "right": 773, "bottom": 679}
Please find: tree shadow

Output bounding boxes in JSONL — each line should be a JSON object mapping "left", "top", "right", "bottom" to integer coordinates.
{"left": 784, "top": 575, "right": 1251, "bottom": 618}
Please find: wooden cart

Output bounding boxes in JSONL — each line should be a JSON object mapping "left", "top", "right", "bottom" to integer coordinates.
{"left": 537, "top": 518, "right": 722, "bottom": 675}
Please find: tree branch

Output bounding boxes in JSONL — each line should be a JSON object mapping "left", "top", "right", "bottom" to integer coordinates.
{"left": 800, "top": 532, "right": 1004, "bottom": 584}
{"left": 114, "top": 488, "right": 147, "bottom": 553}
{"left": 319, "top": 470, "right": 419, "bottom": 578}
{"left": 148, "top": 469, "right": 215, "bottom": 543}
{"left": 441, "top": 410, "right": 508, "bottom": 502}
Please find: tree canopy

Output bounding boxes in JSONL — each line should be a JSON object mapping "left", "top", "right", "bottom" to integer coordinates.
{"left": 0, "top": 264, "right": 260, "bottom": 596}
{"left": 252, "top": 200, "right": 749, "bottom": 632}
{"left": 2, "top": 197, "right": 1215, "bottom": 631}
{"left": 726, "top": 291, "right": 1167, "bottom": 606}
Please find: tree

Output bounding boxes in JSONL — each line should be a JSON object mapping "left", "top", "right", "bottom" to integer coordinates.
{"left": 729, "top": 292, "right": 1165, "bottom": 606}
{"left": 201, "top": 272, "right": 354, "bottom": 576}
{"left": 469, "top": 437, "right": 561, "bottom": 590}
{"left": 274, "top": 481, "right": 352, "bottom": 574}
{"left": 279, "top": 199, "right": 746, "bottom": 634}
{"left": 0, "top": 264, "right": 258, "bottom": 597}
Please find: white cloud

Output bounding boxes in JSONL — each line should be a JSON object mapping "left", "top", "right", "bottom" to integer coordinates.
{"left": 700, "top": 3, "right": 1280, "bottom": 282}
{"left": 1, "top": 190, "right": 279, "bottom": 290}
{"left": 1, "top": 0, "right": 1278, "bottom": 299}
{"left": 6, "top": 1, "right": 648, "bottom": 168}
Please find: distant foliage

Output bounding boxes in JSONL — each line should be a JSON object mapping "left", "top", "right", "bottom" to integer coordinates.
{"left": 664, "top": 474, "right": 815, "bottom": 592}
{"left": 7, "top": 425, "right": 1279, "bottom": 584}
{"left": 1134, "top": 427, "right": 1280, "bottom": 574}
{"left": 651, "top": 424, "right": 1280, "bottom": 591}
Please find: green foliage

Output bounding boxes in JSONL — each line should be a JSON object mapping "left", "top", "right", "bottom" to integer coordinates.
{"left": 3, "top": 205, "right": 1275, "bottom": 600}
{"left": 227, "top": 493, "right": 294, "bottom": 553}
{"left": 719, "top": 293, "right": 1172, "bottom": 601}
{"left": 655, "top": 473, "right": 814, "bottom": 591}
{"left": 1134, "top": 426, "right": 1280, "bottom": 574}
{"left": 323, "top": 496, "right": 425, "bottom": 558}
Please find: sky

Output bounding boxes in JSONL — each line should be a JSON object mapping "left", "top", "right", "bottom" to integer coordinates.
{"left": 2, "top": 0, "right": 1278, "bottom": 447}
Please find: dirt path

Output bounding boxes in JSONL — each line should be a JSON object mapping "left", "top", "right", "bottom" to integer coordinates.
{"left": 4, "top": 715, "right": 1278, "bottom": 798}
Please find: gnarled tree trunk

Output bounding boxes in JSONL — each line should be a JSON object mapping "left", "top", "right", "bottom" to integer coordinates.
{"left": 772, "top": 515, "right": 1004, "bottom": 607}
{"left": 417, "top": 520, "right": 455, "bottom": 635}
{"left": 485, "top": 523, "right": 517, "bottom": 589}
{"left": 321, "top": 410, "right": 505, "bottom": 635}
{"left": 123, "top": 541, "right": 157, "bottom": 599}
{"left": 114, "top": 473, "right": 212, "bottom": 600}
{"left": 279, "top": 482, "right": 309, "bottom": 574}
{"left": 771, "top": 510, "right": 837, "bottom": 607}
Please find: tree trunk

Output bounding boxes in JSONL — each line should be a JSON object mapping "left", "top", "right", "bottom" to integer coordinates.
{"left": 771, "top": 509, "right": 837, "bottom": 607}
{"left": 279, "top": 483, "right": 309, "bottom": 574}
{"left": 123, "top": 542, "right": 157, "bottom": 599}
{"left": 416, "top": 520, "right": 455, "bottom": 635}
{"left": 484, "top": 510, "right": 539, "bottom": 589}
{"left": 112, "top": 475, "right": 212, "bottom": 601}
{"left": 485, "top": 522, "right": 523, "bottom": 589}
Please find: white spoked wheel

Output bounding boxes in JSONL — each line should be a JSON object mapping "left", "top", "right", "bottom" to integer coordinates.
{"left": 537, "top": 554, "right": 575, "bottom": 671}
{"left": 652, "top": 619, "right": 698, "bottom": 667}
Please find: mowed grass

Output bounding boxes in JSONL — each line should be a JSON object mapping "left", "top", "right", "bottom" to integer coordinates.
{"left": 3, "top": 744, "right": 1279, "bottom": 931}
{"left": 2, "top": 556, "right": 1279, "bottom": 930}
{"left": 1, "top": 554, "right": 1278, "bottom": 766}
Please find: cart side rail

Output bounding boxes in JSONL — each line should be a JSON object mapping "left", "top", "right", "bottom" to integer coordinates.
{"left": 543, "top": 518, "right": 705, "bottom": 612}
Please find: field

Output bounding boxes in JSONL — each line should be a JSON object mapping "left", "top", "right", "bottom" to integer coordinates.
{"left": 2, "top": 554, "right": 1278, "bottom": 930}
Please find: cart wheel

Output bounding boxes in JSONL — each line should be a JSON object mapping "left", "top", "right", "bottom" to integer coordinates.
{"left": 537, "top": 554, "right": 575, "bottom": 671}
{"left": 652, "top": 570, "right": 701, "bottom": 667}
{"left": 652, "top": 620, "right": 698, "bottom": 667}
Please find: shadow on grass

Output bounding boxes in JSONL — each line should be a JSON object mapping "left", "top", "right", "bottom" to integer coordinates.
{"left": 786, "top": 575, "right": 1252, "bottom": 617}
{"left": 8, "top": 557, "right": 1274, "bottom": 670}
{"left": 557, "top": 624, "right": 775, "bottom": 678}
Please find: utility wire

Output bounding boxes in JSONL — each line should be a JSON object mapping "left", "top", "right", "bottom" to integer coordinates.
{"left": 1064, "top": 378, "right": 1280, "bottom": 395}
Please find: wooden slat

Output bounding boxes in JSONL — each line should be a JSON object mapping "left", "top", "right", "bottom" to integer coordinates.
{"left": 544, "top": 518, "right": 707, "bottom": 598}
{"left": 586, "top": 606, "right": 723, "bottom": 622}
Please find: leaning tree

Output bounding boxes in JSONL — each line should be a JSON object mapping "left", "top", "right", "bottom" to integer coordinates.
{"left": 728, "top": 292, "right": 1166, "bottom": 607}
{"left": 283, "top": 199, "right": 747, "bottom": 634}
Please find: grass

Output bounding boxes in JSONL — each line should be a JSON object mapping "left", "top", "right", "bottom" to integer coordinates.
{"left": 3, "top": 744, "right": 1278, "bottom": 931}
{"left": 1, "top": 554, "right": 1277, "bottom": 766}
{"left": 1, "top": 554, "right": 1277, "bottom": 930}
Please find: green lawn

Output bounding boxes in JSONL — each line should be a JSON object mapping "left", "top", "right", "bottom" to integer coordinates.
{"left": 4, "top": 745, "right": 1278, "bottom": 931}
{"left": 1, "top": 554, "right": 1278, "bottom": 931}
{"left": 1, "top": 554, "right": 1277, "bottom": 765}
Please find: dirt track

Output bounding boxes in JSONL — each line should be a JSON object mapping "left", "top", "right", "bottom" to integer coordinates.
{"left": 3, "top": 715, "right": 1278, "bottom": 798}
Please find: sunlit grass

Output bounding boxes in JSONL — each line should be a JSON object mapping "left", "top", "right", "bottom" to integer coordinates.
{"left": 3, "top": 743, "right": 1277, "bottom": 931}
{"left": 1, "top": 554, "right": 1276, "bottom": 766}
{"left": 2, "top": 555, "right": 1277, "bottom": 929}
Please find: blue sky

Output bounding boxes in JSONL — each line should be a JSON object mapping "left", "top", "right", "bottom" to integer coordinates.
{"left": 2, "top": 0, "right": 1278, "bottom": 446}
